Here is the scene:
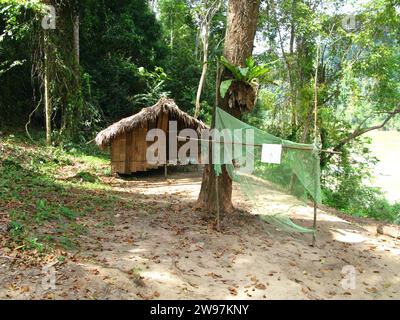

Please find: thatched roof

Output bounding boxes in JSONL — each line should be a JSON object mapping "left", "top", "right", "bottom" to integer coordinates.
{"left": 95, "top": 98, "right": 206, "bottom": 148}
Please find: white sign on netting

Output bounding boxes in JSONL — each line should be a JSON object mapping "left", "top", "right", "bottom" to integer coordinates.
{"left": 261, "top": 144, "right": 282, "bottom": 164}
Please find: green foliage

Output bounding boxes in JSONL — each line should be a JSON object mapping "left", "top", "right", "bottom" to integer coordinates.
{"left": 0, "top": 0, "right": 224, "bottom": 131}
{"left": 0, "top": 0, "right": 43, "bottom": 41}
{"left": 80, "top": 0, "right": 167, "bottom": 123}
{"left": 219, "top": 56, "right": 272, "bottom": 98}
{"left": 0, "top": 0, "right": 42, "bottom": 127}
{"left": 26, "top": 237, "right": 44, "bottom": 252}
{"left": 320, "top": 137, "right": 400, "bottom": 223}
{"left": 220, "top": 56, "right": 271, "bottom": 84}
{"left": 59, "top": 206, "right": 76, "bottom": 220}
{"left": 158, "top": 0, "right": 200, "bottom": 113}
{"left": 73, "top": 171, "right": 98, "bottom": 183}
{"left": 220, "top": 79, "right": 233, "bottom": 99}
{"left": 8, "top": 219, "right": 25, "bottom": 238}
{"left": 324, "top": 184, "right": 400, "bottom": 223}
{"left": 158, "top": 0, "right": 225, "bottom": 119}
{"left": 131, "top": 66, "right": 170, "bottom": 106}
{"left": 0, "top": 0, "right": 168, "bottom": 137}
{"left": 0, "top": 133, "right": 129, "bottom": 252}
{"left": 35, "top": 199, "right": 52, "bottom": 223}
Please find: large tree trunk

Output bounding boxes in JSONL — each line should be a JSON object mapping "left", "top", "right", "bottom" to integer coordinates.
{"left": 197, "top": 0, "right": 260, "bottom": 216}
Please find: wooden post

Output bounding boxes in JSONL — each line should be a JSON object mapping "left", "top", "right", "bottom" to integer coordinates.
{"left": 312, "top": 201, "right": 317, "bottom": 246}
{"left": 312, "top": 40, "right": 320, "bottom": 247}
{"left": 215, "top": 175, "right": 220, "bottom": 231}
{"left": 164, "top": 164, "right": 168, "bottom": 179}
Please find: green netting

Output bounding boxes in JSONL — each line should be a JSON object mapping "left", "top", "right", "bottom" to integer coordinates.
{"left": 213, "top": 107, "right": 321, "bottom": 233}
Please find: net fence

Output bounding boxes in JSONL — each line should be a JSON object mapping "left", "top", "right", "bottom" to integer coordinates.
{"left": 213, "top": 107, "right": 322, "bottom": 233}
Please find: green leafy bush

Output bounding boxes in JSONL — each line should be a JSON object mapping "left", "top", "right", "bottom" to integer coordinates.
{"left": 322, "top": 144, "right": 400, "bottom": 223}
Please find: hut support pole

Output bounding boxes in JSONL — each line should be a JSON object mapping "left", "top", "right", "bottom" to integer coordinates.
{"left": 312, "top": 201, "right": 317, "bottom": 246}
{"left": 312, "top": 41, "right": 320, "bottom": 247}
{"left": 164, "top": 164, "right": 168, "bottom": 179}
{"left": 215, "top": 175, "right": 220, "bottom": 231}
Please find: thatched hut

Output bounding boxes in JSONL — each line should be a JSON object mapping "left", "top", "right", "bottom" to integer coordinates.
{"left": 95, "top": 98, "right": 206, "bottom": 174}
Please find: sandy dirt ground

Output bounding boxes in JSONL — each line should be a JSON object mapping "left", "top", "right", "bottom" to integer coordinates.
{"left": 1, "top": 171, "right": 399, "bottom": 300}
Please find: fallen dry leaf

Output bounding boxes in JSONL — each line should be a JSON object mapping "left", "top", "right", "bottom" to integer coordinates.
{"left": 207, "top": 272, "right": 222, "bottom": 279}
{"left": 255, "top": 283, "right": 267, "bottom": 290}
{"left": 228, "top": 287, "right": 238, "bottom": 296}
{"left": 20, "top": 286, "right": 30, "bottom": 293}
{"left": 366, "top": 287, "right": 378, "bottom": 293}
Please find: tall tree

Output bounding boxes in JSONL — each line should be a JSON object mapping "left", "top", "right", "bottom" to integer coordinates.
{"left": 72, "top": 1, "right": 79, "bottom": 65}
{"left": 197, "top": 0, "right": 260, "bottom": 214}
{"left": 42, "top": 0, "right": 55, "bottom": 145}
{"left": 194, "top": 0, "right": 222, "bottom": 119}
{"left": 158, "top": 0, "right": 201, "bottom": 113}
{"left": 43, "top": 30, "right": 52, "bottom": 145}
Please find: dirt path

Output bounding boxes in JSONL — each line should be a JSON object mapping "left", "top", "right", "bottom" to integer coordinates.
{"left": 1, "top": 171, "right": 399, "bottom": 299}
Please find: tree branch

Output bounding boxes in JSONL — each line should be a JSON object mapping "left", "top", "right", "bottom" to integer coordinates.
{"left": 321, "top": 106, "right": 400, "bottom": 167}
{"left": 337, "top": 107, "right": 400, "bottom": 149}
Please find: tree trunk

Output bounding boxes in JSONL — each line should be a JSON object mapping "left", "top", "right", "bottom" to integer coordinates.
{"left": 44, "top": 31, "right": 52, "bottom": 146}
{"left": 73, "top": 13, "right": 79, "bottom": 65}
{"left": 194, "top": 25, "right": 209, "bottom": 119}
{"left": 194, "top": 0, "right": 221, "bottom": 119}
{"left": 197, "top": 0, "right": 260, "bottom": 216}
